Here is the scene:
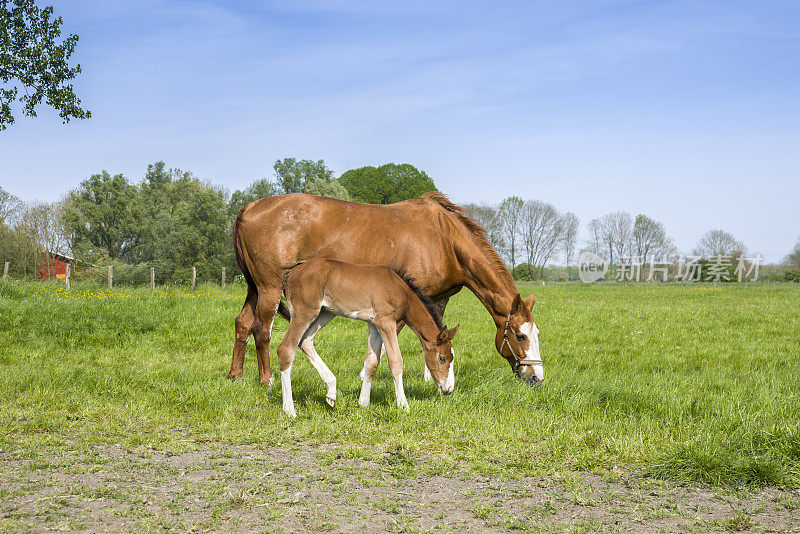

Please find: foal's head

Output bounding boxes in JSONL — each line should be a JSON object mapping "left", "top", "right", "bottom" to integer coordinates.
{"left": 495, "top": 293, "right": 543, "bottom": 384}
{"left": 423, "top": 325, "right": 459, "bottom": 395}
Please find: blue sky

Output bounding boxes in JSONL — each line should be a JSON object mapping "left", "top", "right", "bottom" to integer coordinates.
{"left": 1, "top": 0, "right": 798, "bottom": 261}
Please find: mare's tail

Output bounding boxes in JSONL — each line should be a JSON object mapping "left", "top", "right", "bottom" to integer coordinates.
{"left": 233, "top": 206, "right": 291, "bottom": 321}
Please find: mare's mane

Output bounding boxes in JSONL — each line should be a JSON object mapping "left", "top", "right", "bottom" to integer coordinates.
{"left": 421, "top": 191, "right": 516, "bottom": 292}
{"left": 390, "top": 267, "right": 444, "bottom": 330}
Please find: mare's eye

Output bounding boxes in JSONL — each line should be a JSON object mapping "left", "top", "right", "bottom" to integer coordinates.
{"left": 438, "top": 356, "right": 446, "bottom": 363}
{"left": 516, "top": 333, "right": 526, "bottom": 341}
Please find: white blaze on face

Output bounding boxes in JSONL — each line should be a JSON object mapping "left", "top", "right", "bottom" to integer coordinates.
{"left": 442, "top": 347, "right": 455, "bottom": 393}
{"left": 520, "top": 321, "right": 543, "bottom": 382}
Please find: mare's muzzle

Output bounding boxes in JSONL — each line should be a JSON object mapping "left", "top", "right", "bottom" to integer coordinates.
{"left": 516, "top": 362, "right": 544, "bottom": 384}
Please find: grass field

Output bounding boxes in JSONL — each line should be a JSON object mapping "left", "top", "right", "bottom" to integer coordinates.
{"left": 1, "top": 280, "right": 800, "bottom": 531}
{"left": 2, "top": 279, "right": 799, "bottom": 485}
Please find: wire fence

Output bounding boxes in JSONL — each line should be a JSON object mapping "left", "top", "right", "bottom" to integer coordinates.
{"left": 1, "top": 260, "right": 239, "bottom": 290}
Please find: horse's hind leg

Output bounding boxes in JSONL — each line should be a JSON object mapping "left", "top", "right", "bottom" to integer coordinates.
{"left": 228, "top": 300, "right": 256, "bottom": 380}
{"left": 252, "top": 287, "right": 283, "bottom": 386}
{"left": 359, "top": 324, "right": 384, "bottom": 407}
{"left": 276, "top": 307, "right": 319, "bottom": 418}
{"left": 299, "top": 311, "right": 336, "bottom": 406}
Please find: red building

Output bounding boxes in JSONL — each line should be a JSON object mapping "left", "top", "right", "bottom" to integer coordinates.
{"left": 38, "top": 253, "right": 77, "bottom": 281}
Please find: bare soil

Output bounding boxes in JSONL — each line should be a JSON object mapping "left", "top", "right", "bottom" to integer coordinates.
{"left": 1, "top": 442, "right": 798, "bottom": 533}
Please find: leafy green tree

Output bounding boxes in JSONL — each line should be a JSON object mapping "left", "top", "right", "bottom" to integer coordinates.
{"left": 1, "top": 0, "right": 90, "bottom": 130}
{"left": 228, "top": 178, "right": 279, "bottom": 220}
{"left": 339, "top": 163, "right": 436, "bottom": 204}
{"left": 0, "top": 216, "right": 40, "bottom": 276}
{"left": 304, "top": 176, "right": 350, "bottom": 201}
{"left": 62, "top": 171, "right": 139, "bottom": 261}
{"left": 133, "top": 161, "right": 231, "bottom": 283}
{"left": 273, "top": 158, "right": 331, "bottom": 194}
{"left": 270, "top": 157, "right": 350, "bottom": 201}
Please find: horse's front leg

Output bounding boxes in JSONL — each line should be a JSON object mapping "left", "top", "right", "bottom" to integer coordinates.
{"left": 359, "top": 324, "right": 383, "bottom": 407}
{"left": 377, "top": 322, "right": 408, "bottom": 412}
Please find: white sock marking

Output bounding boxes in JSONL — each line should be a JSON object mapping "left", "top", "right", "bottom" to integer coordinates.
{"left": 359, "top": 371, "right": 372, "bottom": 407}
{"left": 281, "top": 365, "right": 296, "bottom": 418}
{"left": 304, "top": 346, "right": 336, "bottom": 406}
{"left": 394, "top": 372, "right": 409, "bottom": 411}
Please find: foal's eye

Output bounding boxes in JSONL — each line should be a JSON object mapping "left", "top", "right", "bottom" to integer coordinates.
{"left": 516, "top": 333, "right": 526, "bottom": 341}
{"left": 438, "top": 356, "right": 446, "bottom": 363}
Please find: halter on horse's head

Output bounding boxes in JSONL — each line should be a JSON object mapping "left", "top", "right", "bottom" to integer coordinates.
{"left": 495, "top": 293, "right": 544, "bottom": 383}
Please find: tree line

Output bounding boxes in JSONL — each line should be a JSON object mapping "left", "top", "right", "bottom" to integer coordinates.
{"left": 3, "top": 164, "right": 799, "bottom": 284}
{"left": 0, "top": 159, "right": 436, "bottom": 283}
{"left": 465, "top": 198, "right": 800, "bottom": 282}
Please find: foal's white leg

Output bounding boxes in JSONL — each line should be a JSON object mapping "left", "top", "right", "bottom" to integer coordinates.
{"left": 393, "top": 372, "right": 408, "bottom": 411}
{"left": 423, "top": 365, "right": 432, "bottom": 382}
{"left": 276, "top": 311, "right": 318, "bottom": 419}
{"left": 303, "top": 345, "right": 336, "bottom": 407}
{"left": 300, "top": 311, "right": 337, "bottom": 406}
{"left": 281, "top": 362, "right": 296, "bottom": 418}
{"left": 359, "top": 324, "right": 383, "bottom": 407}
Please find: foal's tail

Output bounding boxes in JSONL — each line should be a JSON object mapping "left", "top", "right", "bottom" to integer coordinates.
{"left": 232, "top": 206, "right": 291, "bottom": 321}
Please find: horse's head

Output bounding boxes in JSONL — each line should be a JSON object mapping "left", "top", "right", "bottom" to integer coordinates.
{"left": 495, "top": 293, "right": 543, "bottom": 384}
{"left": 424, "top": 324, "right": 459, "bottom": 395}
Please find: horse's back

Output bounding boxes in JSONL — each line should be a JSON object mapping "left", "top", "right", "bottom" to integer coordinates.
{"left": 237, "top": 194, "right": 453, "bottom": 289}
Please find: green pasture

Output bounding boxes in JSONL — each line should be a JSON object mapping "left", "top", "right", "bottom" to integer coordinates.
{"left": 1, "top": 280, "right": 799, "bottom": 487}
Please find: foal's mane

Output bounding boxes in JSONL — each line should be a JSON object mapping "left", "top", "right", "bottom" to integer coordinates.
{"left": 390, "top": 267, "right": 444, "bottom": 330}
{"left": 421, "top": 191, "right": 516, "bottom": 292}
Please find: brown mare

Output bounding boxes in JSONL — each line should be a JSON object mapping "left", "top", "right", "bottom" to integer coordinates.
{"left": 277, "top": 258, "right": 459, "bottom": 417}
{"left": 231, "top": 192, "right": 543, "bottom": 387}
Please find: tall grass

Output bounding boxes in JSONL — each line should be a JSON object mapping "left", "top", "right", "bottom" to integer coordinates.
{"left": 1, "top": 279, "right": 798, "bottom": 486}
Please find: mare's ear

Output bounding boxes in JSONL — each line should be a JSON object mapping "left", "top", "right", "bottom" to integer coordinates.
{"left": 510, "top": 294, "right": 523, "bottom": 315}
{"left": 437, "top": 328, "right": 448, "bottom": 344}
{"left": 524, "top": 292, "right": 535, "bottom": 311}
{"left": 446, "top": 324, "right": 460, "bottom": 340}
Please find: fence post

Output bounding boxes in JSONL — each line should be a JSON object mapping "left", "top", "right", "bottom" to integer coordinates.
{"left": 108, "top": 265, "right": 113, "bottom": 290}
{"left": 65, "top": 264, "right": 71, "bottom": 290}
{"left": 3, "top": 262, "right": 8, "bottom": 279}
{"left": 221, "top": 267, "right": 226, "bottom": 288}
{"left": 191, "top": 266, "right": 196, "bottom": 291}
{"left": 150, "top": 267, "right": 155, "bottom": 291}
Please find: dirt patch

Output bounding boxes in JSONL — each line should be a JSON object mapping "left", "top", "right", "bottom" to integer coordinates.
{"left": 1, "top": 442, "right": 798, "bottom": 533}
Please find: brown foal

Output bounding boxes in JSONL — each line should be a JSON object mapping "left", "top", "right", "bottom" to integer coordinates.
{"left": 277, "top": 258, "right": 459, "bottom": 418}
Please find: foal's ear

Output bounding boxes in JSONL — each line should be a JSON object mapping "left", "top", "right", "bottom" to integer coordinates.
{"left": 438, "top": 324, "right": 460, "bottom": 343}
{"left": 446, "top": 324, "right": 460, "bottom": 340}
{"left": 524, "top": 292, "right": 535, "bottom": 311}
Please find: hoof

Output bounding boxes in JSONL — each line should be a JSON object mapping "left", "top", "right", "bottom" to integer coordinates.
{"left": 283, "top": 407, "right": 297, "bottom": 418}
{"left": 227, "top": 371, "right": 243, "bottom": 380}
{"left": 260, "top": 376, "right": 274, "bottom": 387}
{"left": 326, "top": 396, "right": 335, "bottom": 408}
